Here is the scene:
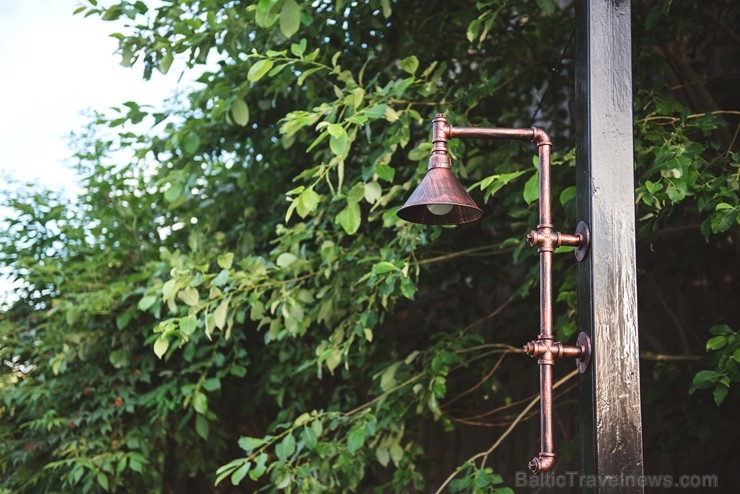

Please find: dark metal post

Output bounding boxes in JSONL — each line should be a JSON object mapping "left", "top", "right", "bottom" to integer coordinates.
{"left": 575, "top": 0, "right": 644, "bottom": 492}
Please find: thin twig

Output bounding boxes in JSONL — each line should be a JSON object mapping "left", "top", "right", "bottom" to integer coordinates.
{"left": 434, "top": 370, "right": 578, "bottom": 494}
{"left": 642, "top": 110, "right": 740, "bottom": 125}
{"left": 343, "top": 372, "right": 425, "bottom": 417}
{"left": 640, "top": 352, "right": 702, "bottom": 362}
{"left": 417, "top": 245, "right": 514, "bottom": 266}
{"left": 461, "top": 293, "right": 518, "bottom": 335}
{"left": 725, "top": 121, "right": 740, "bottom": 156}
{"left": 449, "top": 394, "right": 579, "bottom": 428}
{"left": 441, "top": 353, "right": 507, "bottom": 409}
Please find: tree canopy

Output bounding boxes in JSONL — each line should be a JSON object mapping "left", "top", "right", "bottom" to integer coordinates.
{"left": 1, "top": 0, "right": 739, "bottom": 493}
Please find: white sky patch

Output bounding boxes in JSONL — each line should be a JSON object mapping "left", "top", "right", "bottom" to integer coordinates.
{"left": 0, "top": 0, "right": 184, "bottom": 192}
{"left": 0, "top": 0, "right": 191, "bottom": 301}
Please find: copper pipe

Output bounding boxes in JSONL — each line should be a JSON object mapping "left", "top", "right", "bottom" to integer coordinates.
{"left": 418, "top": 115, "right": 592, "bottom": 473}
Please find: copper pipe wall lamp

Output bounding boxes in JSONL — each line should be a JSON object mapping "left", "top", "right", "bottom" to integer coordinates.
{"left": 398, "top": 114, "right": 592, "bottom": 473}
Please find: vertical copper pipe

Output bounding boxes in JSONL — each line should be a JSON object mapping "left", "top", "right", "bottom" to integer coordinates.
{"left": 541, "top": 363, "right": 554, "bottom": 449}
{"left": 530, "top": 134, "right": 557, "bottom": 473}
{"left": 417, "top": 116, "right": 587, "bottom": 473}
{"left": 535, "top": 131, "right": 553, "bottom": 232}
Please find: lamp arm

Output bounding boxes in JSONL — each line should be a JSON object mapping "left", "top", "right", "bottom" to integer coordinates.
{"left": 428, "top": 114, "right": 591, "bottom": 473}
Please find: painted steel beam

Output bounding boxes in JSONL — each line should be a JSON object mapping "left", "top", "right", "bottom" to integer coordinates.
{"left": 575, "top": 0, "right": 645, "bottom": 492}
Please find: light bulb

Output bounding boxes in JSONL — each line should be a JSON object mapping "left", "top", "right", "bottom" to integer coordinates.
{"left": 426, "top": 204, "right": 454, "bottom": 216}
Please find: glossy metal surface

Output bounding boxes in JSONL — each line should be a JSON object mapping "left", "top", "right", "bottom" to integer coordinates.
{"left": 400, "top": 114, "right": 592, "bottom": 473}
{"left": 576, "top": 0, "right": 644, "bottom": 491}
{"left": 396, "top": 166, "right": 483, "bottom": 224}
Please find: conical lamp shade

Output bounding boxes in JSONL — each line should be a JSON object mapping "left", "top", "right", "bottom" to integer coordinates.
{"left": 397, "top": 167, "right": 483, "bottom": 225}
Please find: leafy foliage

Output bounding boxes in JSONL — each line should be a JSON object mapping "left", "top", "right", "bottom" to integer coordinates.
{"left": 690, "top": 325, "right": 740, "bottom": 406}
{"left": 1, "top": 0, "right": 739, "bottom": 493}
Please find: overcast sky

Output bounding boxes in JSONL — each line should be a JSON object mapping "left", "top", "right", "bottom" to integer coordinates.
{"left": 0, "top": 0, "right": 187, "bottom": 300}
{"left": 0, "top": 0, "right": 182, "bottom": 192}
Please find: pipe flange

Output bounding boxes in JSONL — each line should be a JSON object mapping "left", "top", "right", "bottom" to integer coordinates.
{"left": 575, "top": 331, "right": 592, "bottom": 374}
{"left": 574, "top": 221, "right": 590, "bottom": 262}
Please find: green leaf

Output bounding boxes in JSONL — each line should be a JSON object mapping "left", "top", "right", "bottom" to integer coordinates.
{"left": 165, "top": 182, "right": 184, "bottom": 203}
{"left": 153, "top": 336, "right": 169, "bottom": 359}
{"left": 711, "top": 207, "right": 737, "bottom": 233}
{"left": 182, "top": 132, "right": 200, "bottom": 154}
{"left": 535, "top": 0, "right": 557, "bottom": 15}
{"left": 389, "top": 441, "right": 404, "bottom": 464}
{"left": 372, "top": 261, "right": 397, "bottom": 275}
{"left": 364, "top": 104, "right": 387, "bottom": 120}
{"left": 212, "top": 269, "right": 230, "bottom": 287}
{"left": 274, "top": 466, "right": 292, "bottom": 489}
{"left": 277, "top": 252, "right": 298, "bottom": 267}
{"left": 255, "top": 0, "right": 279, "bottom": 27}
{"left": 279, "top": 0, "right": 300, "bottom": 38}
{"left": 302, "top": 423, "right": 318, "bottom": 449}
{"left": 202, "top": 377, "right": 221, "bottom": 391}
{"left": 97, "top": 472, "right": 109, "bottom": 492}
{"left": 115, "top": 312, "right": 131, "bottom": 329}
{"left": 231, "top": 99, "right": 250, "bottom": 126}
{"left": 376, "top": 444, "right": 390, "bottom": 466}
{"left": 350, "top": 87, "right": 365, "bottom": 109}
{"left": 158, "top": 52, "right": 174, "bottom": 74}
{"left": 325, "top": 348, "right": 343, "bottom": 373}
{"left": 379, "top": 362, "right": 401, "bottom": 392}
{"left": 713, "top": 384, "right": 729, "bottom": 406}
{"left": 217, "top": 252, "right": 234, "bottom": 270}
{"left": 178, "top": 287, "right": 200, "bottom": 306}
{"left": 290, "top": 38, "right": 307, "bottom": 57}
{"left": 347, "top": 424, "right": 366, "bottom": 454}
{"left": 248, "top": 59, "right": 275, "bottom": 82}
{"left": 231, "top": 365, "right": 248, "bottom": 377}
{"left": 286, "top": 413, "right": 307, "bottom": 428}
{"left": 336, "top": 202, "right": 361, "bottom": 234}
{"left": 400, "top": 55, "right": 419, "bottom": 75}
{"left": 375, "top": 163, "right": 395, "bottom": 182}
{"left": 195, "top": 414, "right": 209, "bottom": 440}
{"left": 238, "top": 436, "right": 266, "bottom": 452}
{"left": 328, "top": 125, "right": 349, "bottom": 156}
{"left": 347, "top": 183, "right": 365, "bottom": 203}
{"left": 467, "top": 18, "right": 480, "bottom": 43}
{"left": 364, "top": 181, "right": 382, "bottom": 204}
{"left": 297, "top": 188, "right": 320, "bottom": 218}
{"left": 559, "top": 185, "right": 576, "bottom": 206}
{"left": 249, "top": 453, "right": 268, "bottom": 481}
{"left": 138, "top": 295, "right": 157, "bottom": 311}
{"left": 692, "top": 370, "right": 722, "bottom": 390}
{"left": 523, "top": 173, "right": 539, "bottom": 205}
{"left": 231, "top": 462, "right": 251, "bottom": 486}
{"left": 215, "top": 460, "right": 241, "bottom": 486}
{"left": 108, "top": 350, "right": 129, "bottom": 369}
{"left": 706, "top": 335, "right": 727, "bottom": 351}
{"left": 192, "top": 391, "right": 208, "bottom": 414}
{"left": 205, "top": 313, "right": 216, "bottom": 339}
{"left": 180, "top": 315, "right": 198, "bottom": 336}
{"left": 380, "top": 0, "right": 391, "bottom": 18}
{"left": 275, "top": 433, "right": 296, "bottom": 461}
{"left": 214, "top": 299, "right": 229, "bottom": 330}
{"left": 666, "top": 180, "right": 688, "bottom": 202}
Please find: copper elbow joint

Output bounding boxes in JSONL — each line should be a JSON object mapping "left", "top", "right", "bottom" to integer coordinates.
{"left": 529, "top": 452, "right": 556, "bottom": 473}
